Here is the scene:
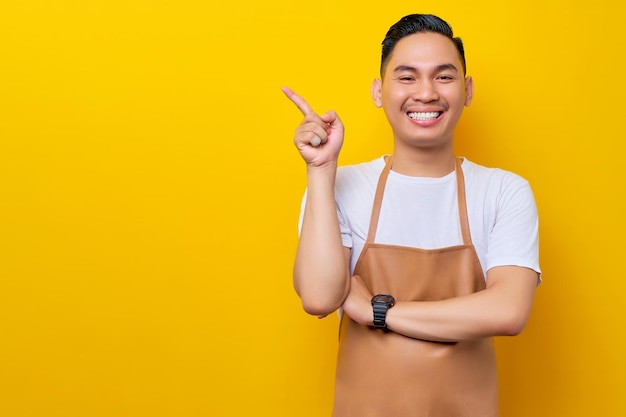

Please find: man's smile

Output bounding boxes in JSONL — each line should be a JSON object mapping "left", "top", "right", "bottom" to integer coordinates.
{"left": 408, "top": 111, "right": 442, "bottom": 121}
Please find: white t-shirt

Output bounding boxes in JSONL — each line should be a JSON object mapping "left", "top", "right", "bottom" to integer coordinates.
{"left": 300, "top": 156, "right": 541, "bottom": 281}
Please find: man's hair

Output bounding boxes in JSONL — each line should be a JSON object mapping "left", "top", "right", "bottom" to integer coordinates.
{"left": 380, "top": 14, "right": 466, "bottom": 76}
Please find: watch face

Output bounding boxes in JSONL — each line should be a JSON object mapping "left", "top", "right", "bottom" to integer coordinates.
{"left": 372, "top": 294, "right": 394, "bottom": 304}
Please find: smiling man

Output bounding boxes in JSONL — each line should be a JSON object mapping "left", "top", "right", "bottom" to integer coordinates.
{"left": 283, "top": 14, "right": 540, "bottom": 417}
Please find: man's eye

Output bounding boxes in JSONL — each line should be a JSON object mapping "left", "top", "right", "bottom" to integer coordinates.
{"left": 437, "top": 75, "right": 454, "bottom": 81}
{"left": 399, "top": 76, "right": 414, "bottom": 81}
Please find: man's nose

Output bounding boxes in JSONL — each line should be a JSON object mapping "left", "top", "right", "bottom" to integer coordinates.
{"left": 412, "top": 81, "right": 439, "bottom": 102}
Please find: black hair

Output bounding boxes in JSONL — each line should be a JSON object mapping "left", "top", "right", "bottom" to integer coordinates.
{"left": 380, "top": 14, "right": 466, "bottom": 76}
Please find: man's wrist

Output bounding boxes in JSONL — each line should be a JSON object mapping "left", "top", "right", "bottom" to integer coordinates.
{"left": 371, "top": 294, "right": 395, "bottom": 332}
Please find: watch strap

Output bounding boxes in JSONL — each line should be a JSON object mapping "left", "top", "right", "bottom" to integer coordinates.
{"left": 372, "top": 302, "right": 390, "bottom": 331}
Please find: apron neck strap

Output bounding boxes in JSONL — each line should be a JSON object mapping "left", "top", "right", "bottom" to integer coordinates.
{"left": 365, "top": 155, "right": 392, "bottom": 242}
{"left": 455, "top": 157, "right": 472, "bottom": 245}
{"left": 366, "top": 156, "right": 473, "bottom": 246}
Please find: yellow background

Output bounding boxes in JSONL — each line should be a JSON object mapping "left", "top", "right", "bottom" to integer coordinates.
{"left": 1, "top": 1, "right": 624, "bottom": 416}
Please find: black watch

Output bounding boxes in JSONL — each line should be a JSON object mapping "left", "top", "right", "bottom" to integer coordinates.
{"left": 371, "top": 294, "right": 395, "bottom": 332}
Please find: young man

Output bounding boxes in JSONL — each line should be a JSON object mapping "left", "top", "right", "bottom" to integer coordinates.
{"left": 283, "top": 14, "right": 540, "bottom": 417}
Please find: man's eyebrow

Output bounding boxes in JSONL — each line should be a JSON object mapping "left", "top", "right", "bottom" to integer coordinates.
{"left": 392, "top": 63, "right": 459, "bottom": 73}
{"left": 434, "top": 63, "right": 459, "bottom": 73}
{"left": 392, "top": 65, "right": 418, "bottom": 73}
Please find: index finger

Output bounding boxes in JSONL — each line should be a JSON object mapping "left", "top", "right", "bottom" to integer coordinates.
{"left": 281, "top": 86, "right": 315, "bottom": 116}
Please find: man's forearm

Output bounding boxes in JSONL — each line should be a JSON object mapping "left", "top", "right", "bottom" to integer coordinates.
{"left": 294, "top": 163, "right": 350, "bottom": 316}
{"left": 385, "top": 266, "right": 538, "bottom": 342}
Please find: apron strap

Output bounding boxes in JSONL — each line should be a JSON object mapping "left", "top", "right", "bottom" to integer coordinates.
{"left": 365, "top": 155, "right": 393, "bottom": 243}
{"left": 455, "top": 157, "right": 473, "bottom": 246}
{"left": 365, "top": 156, "right": 473, "bottom": 246}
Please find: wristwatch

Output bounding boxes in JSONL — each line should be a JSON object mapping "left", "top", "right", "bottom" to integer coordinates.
{"left": 371, "top": 294, "right": 395, "bottom": 332}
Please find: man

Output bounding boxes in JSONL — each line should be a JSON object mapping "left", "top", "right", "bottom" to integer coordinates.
{"left": 283, "top": 14, "right": 540, "bottom": 417}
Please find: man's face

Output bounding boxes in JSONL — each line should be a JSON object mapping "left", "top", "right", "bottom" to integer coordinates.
{"left": 372, "top": 32, "right": 473, "bottom": 151}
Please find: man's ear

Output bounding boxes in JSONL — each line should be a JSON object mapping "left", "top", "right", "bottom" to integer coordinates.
{"left": 464, "top": 76, "right": 474, "bottom": 106}
{"left": 371, "top": 78, "right": 383, "bottom": 108}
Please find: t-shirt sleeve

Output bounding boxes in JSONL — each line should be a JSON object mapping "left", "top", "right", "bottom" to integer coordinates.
{"left": 486, "top": 176, "right": 541, "bottom": 279}
{"left": 297, "top": 189, "right": 354, "bottom": 249}
{"left": 337, "top": 201, "right": 353, "bottom": 248}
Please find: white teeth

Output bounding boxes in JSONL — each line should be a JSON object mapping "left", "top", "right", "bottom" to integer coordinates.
{"left": 408, "top": 112, "right": 440, "bottom": 120}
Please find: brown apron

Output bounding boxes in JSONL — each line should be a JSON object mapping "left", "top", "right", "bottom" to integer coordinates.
{"left": 333, "top": 157, "right": 499, "bottom": 417}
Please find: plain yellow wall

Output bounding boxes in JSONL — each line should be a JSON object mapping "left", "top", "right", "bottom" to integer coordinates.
{"left": 1, "top": 1, "right": 624, "bottom": 416}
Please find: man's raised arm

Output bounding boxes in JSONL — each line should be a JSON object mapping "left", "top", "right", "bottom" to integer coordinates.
{"left": 283, "top": 87, "right": 351, "bottom": 316}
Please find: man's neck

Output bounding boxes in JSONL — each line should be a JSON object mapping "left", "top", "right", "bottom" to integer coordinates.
{"left": 390, "top": 146, "right": 457, "bottom": 178}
